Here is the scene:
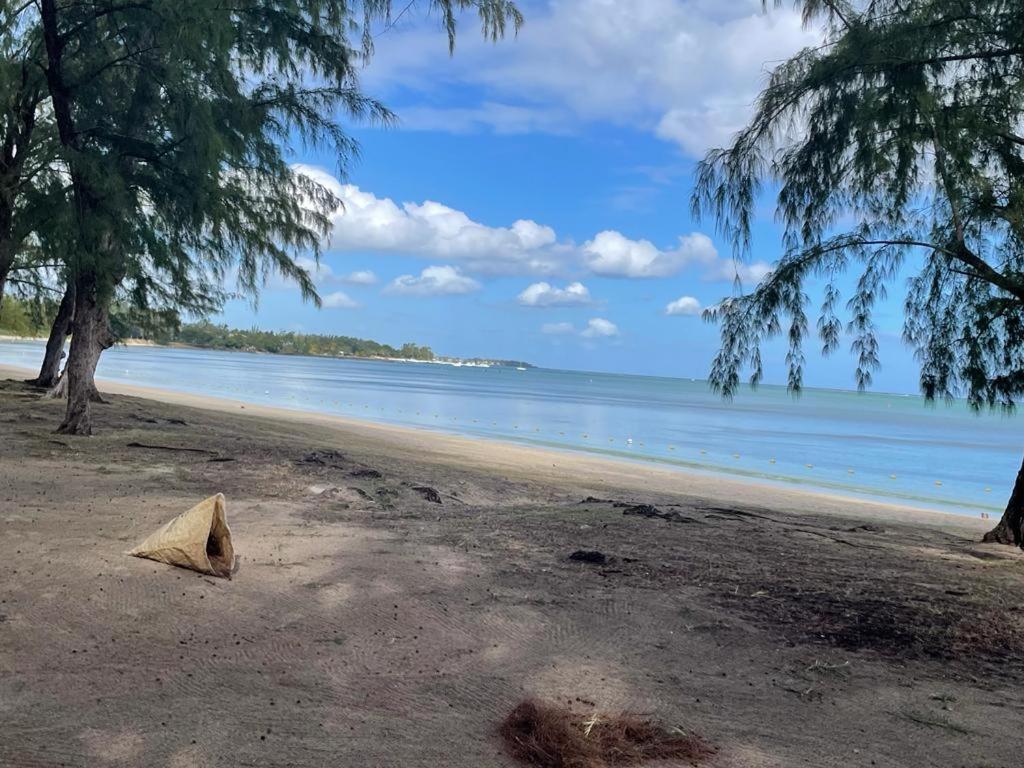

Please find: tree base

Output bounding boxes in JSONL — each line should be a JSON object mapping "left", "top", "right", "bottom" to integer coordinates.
{"left": 983, "top": 511, "right": 1022, "bottom": 548}
{"left": 56, "top": 410, "right": 93, "bottom": 436}
{"left": 41, "top": 375, "right": 105, "bottom": 404}
{"left": 25, "top": 376, "right": 60, "bottom": 389}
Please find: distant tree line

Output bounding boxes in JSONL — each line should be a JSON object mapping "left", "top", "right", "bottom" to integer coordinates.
{"left": 167, "top": 322, "right": 435, "bottom": 361}
{"left": 0, "top": 298, "right": 435, "bottom": 361}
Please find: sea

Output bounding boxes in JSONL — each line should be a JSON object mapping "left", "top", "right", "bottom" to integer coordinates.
{"left": 0, "top": 339, "right": 1017, "bottom": 519}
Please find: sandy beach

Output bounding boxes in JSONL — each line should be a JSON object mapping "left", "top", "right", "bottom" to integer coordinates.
{"left": 2, "top": 364, "right": 1023, "bottom": 767}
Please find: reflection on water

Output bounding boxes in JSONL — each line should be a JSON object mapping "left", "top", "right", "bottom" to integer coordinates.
{"left": 0, "top": 339, "right": 1017, "bottom": 517}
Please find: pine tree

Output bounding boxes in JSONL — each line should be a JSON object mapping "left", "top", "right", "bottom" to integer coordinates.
{"left": 693, "top": 0, "right": 1024, "bottom": 546}
{"left": 0, "top": 4, "right": 51, "bottom": 310}
{"left": 28, "top": 0, "right": 520, "bottom": 434}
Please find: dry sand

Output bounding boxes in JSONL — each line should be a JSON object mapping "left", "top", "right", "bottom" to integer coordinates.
{"left": 1, "top": 365, "right": 1023, "bottom": 767}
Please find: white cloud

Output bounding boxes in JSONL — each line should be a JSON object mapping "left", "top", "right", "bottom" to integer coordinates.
{"left": 518, "top": 281, "right": 592, "bottom": 307}
{"left": 293, "top": 166, "right": 762, "bottom": 284}
{"left": 706, "top": 258, "right": 773, "bottom": 284}
{"left": 340, "top": 270, "right": 378, "bottom": 285}
{"left": 291, "top": 257, "right": 377, "bottom": 288}
{"left": 296, "top": 165, "right": 566, "bottom": 276}
{"left": 362, "top": 0, "right": 822, "bottom": 156}
{"left": 541, "top": 321, "right": 576, "bottom": 335}
{"left": 581, "top": 317, "right": 619, "bottom": 338}
{"left": 655, "top": 101, "right": 752, "bottom": 158}
{"left": 384, "top": 265, "right": 481, "bottom": 296}
{"left": 321, "top": 291, "right": 360, "bottom": 309}
{"left": 293, "top": 255, "right": 335, "bottom": 283}
{"left": 583, "top": 231, "right": 718, "bottom": 278}
{"left": 665, "top": 295, "right": 702, "bottom": 316}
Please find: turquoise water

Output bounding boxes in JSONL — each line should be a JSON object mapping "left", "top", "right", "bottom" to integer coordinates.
{"left": 0, "top": 339, "right": 1018, "bottom": 518}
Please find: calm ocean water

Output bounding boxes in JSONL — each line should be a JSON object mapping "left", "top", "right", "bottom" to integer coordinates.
{"left": 0, "top": 339, "right": 1018, "bottom": 518}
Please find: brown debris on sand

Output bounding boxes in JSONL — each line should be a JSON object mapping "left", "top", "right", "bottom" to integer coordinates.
{"left": 499, "top": 699, "right": 713, "bottom": 768}
{"left": 412, "top": 485, "right": 443, "bottom": 504}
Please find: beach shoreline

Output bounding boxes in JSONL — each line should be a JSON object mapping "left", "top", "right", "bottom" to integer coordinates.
{"left": 0, "top": 362, "right": 991, "bottom": 534}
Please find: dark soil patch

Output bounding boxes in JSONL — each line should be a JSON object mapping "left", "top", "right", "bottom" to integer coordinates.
{"left": 569, "top": 550, "right": 608, "bottom": 565}
{"left": 350, "top": 468, "right": 383, "bottom": 479}
{"left": 297, "top": 450, "right": 346, "bottom": 468}
{"left": 412, "top": 485, "right": 443, "bottom": 504}
{"left": 620, "top": 504, "right": 699, "bottom": 524}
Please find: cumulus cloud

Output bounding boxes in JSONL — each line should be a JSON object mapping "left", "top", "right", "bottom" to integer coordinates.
{"left": 321, "top": 291, "right": 360, "bottom": 309}
{"left": 384, "top": 265, "right": 481, "bottom": 296}
{"left": 541, "top": 321, "right": 576, "bottom": 335}
{"left": 340, "top": 270, "right": 378, "bottom": 285}
{"left": 293, "top": 255, "right": 336, "bottom": 283}
{"left": 517, "top": 281, "right": 592, "bottom": 307}
{"left": 291, "top": 257, "right": 377, "bottom": 288}
{"left": 706, "top": 258, "right": 773, "bottom": 284}
{"left": 581, "top": 318, "right": 620, "bottom": 338}
{"left": 665, "top": 296, "right": 702, "bottom": 316}
{"left": 293, "top": 166, "right": 768, "bottom": 284}
{"left": 297, "top": 165, "right": 566, "bottom": 276}
{"left": 362, "top": 0, "right": 822, "bottom": 156}
{"left": 583, "top": 231, "right": 719, "bottom": 278}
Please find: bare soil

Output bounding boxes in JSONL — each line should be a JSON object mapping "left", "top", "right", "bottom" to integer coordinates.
{"left": 1, "top": 377, "right": 1023, "bottom": 767}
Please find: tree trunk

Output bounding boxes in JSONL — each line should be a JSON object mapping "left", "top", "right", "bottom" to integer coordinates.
{"left": 28, "top": 280, "right": 76, "bottom": 388}
{"left": 0, "top": 233, "right": 13, "bottom": 313}
{"left": 42, "top": 370, "right": 105, "bottom": 403}
{"left": 56, "top": 278, "right": 113, "bottom": 435}
{"left": 983, "top": 454, "right": 1024, "bottom": 549}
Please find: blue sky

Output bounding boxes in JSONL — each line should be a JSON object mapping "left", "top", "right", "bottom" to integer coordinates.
{"left": 220, "top": 0, "right": 918, "bottom": 393}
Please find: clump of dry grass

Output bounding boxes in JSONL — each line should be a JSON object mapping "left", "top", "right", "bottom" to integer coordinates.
{"left": 499, "top": 699, "right": 713, "bottom": 768}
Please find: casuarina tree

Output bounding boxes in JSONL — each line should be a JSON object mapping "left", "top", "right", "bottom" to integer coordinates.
{"left": 692, "top": 0, "right": 1024, "bottom": 547}
{"left": 0, "top": 4, "right": 52, "bottom": 310}
{"left": 26, "top": 0, "right": 521, "bottom": 435}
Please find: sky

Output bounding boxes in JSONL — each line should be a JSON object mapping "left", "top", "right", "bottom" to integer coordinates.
{"left": 220, "top": 0, "right": 919, "bottom": 393}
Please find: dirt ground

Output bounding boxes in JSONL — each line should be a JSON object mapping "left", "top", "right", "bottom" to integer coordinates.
{"left": 2, "top": 375, "right": 1024, "bottom": 768}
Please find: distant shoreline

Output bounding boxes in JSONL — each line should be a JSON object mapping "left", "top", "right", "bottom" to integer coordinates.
{"left": 0, "top": 334, "right": 532, "bottom": 370}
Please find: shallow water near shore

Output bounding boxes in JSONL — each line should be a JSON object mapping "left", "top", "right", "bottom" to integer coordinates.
{"left": 0, "top": 338, "right": 1017, "bottom": 517}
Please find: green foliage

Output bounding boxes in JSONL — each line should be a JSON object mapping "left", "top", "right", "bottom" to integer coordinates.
{"left": 0, "top": 293, "right": 181, "bottom": 342}
{"left": 19, "top": 0, "right": 520, "bottom": 313}
{"left": 159, "top": 321, "right": 435, "bottom": 361}
{"left": 0, "top": 295, "right": 50, "bottom": 336}
{"left": 693, "top": 0, "right": 1024, "bottom": 410}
